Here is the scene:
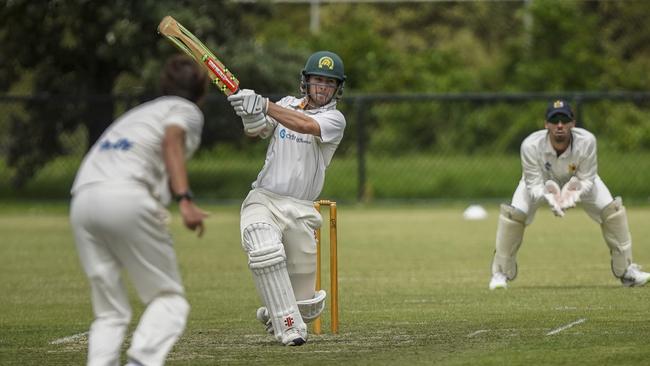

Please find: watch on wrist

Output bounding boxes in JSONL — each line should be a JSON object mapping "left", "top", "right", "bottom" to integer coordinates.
{"left": 174, "top": 190, "right": 194, "bottom": 203}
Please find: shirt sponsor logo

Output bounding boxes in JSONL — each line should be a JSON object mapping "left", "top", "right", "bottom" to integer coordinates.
{"left": 569, "top": 163, "right": 577, "bottom": 173}
{"left": 279, "top": 128, "right": 312, "bottom": 145}
{"left": 99, "top": 138, "right": 133, "bottom": 151}
{"left": 544, "top": 161, "right": 551, "bottom": 171}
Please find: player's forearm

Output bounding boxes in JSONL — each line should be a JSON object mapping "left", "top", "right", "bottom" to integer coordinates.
{"left": 163, "top": 127, "right": 190, "bottom": 195}
{"left": 267, "top": 102, "right": 321, "bottom": 136}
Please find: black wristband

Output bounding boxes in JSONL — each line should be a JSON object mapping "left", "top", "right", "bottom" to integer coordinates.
{"left": 174, "top": 190, "right": 194, "bottom": 202}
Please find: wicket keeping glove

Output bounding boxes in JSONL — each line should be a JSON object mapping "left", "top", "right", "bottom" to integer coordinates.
{"left": 560, "top": 177, "right": 583, "bottom": 210}
{"left": 228, "top": 89, "right": 268, "bottom": 116}
{"left": 543, "top": 180, "right": 565, "bottom": 217}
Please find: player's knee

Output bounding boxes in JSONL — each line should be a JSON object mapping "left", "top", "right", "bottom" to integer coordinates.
{"left": 600, "top": 197, "right": 624, "bottom": 222}
{"left": 156, "top": 293, "right": 190, "bottom": 320}
{"left": 500, "top": 204, "right": 527, "bottom": 224}
{"left": 243, "top": 223, "right": 286, "bottom": 270}
{"left": 242, "top": 222, "right": 282, "bottom": 252}
{"left": 88, "top": 266, "right": 133, "bottom": 321}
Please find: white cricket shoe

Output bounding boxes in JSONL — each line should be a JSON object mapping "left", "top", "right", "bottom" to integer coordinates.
{"left": 489, "top": 272, "right": 508, "bottom": 290}
{"left": 621, "top": 263, "right": 650, "bottom": 287}
{"left": 281, "top": 323, "right": 308, "bottom": 346}
{"left": 256, "top": 307, "right": 274, "bottom": 335}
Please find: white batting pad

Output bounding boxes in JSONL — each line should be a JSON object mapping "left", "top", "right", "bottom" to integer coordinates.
{"left": 491, "top": 204, "right": 526, "bottom": 280}
{"left": 243, "top": 223, "right": 306, "bottom": 342}
{"left": 297, "top": 290, "right": 327, "bottom": 323}
{"left": 600, "top": 198, "right": 633, "bottom": 277}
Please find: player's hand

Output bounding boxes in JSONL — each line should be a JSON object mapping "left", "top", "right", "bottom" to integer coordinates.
{"left": 179, "top": 200, "right": 210, "bottom": 237}
{"left": 241, "top": 113, "right": 268, "bottom": 135}
{"left": 543, "top": 180, "right": 564, "bottom": 217}
{"left": 228, "top": 89, "right": 268, "bottom": 116}
{"left": 560, "top": 177, "right": 582, "bottom": 210}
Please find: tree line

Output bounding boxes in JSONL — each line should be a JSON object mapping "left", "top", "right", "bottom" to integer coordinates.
{"left": 1, "top": 0, "right": 650, "bottom": 188}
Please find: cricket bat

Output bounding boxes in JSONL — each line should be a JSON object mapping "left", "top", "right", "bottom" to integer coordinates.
{"left": 157, "top": 16, "right": 240, "bottom": 96}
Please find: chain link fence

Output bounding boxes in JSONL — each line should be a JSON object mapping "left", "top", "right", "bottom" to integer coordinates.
{"left": 2, "top": 92, "right": 650, "bottom": 203}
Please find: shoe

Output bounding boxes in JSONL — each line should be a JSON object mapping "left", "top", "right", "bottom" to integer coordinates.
{"left": 621, "top": 263, "right": 650, "bottom": 287}
{"left": 489, "top": 272, "right": 508, "bottom": 290}
{"left": 256, "top": 307, "right": 274, "bottom": 335}
{"left": 281, "top": 324, "right": 307, "bottom": 346}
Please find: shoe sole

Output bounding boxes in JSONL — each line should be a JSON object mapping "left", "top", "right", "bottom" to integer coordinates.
{"left": 285, "top": 337, "right": 306, "bottom": 346}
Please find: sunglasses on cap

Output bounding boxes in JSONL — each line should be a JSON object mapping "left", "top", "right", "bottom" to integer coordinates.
{"left": 547, "top": 114, "right": 573, "bottom": 124}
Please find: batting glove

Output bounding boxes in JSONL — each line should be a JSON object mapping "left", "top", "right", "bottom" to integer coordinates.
{"left": 543, "top": 180, "right": 565, "bottom": 217}
{"left": 227, "top": 89, "right": 268, "bottom": 116}
{"left": 241, "top": 113, "right": 268, "bottom": 135}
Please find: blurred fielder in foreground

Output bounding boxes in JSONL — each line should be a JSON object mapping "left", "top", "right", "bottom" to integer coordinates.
{"left": 489, "top": 99, "right": 650, "bottom": 290}
{"left": 70, "top": 55, "right": 209, "bottom": 365}
{"left": 226, "top": 51, "right": 346, "bottom": 345}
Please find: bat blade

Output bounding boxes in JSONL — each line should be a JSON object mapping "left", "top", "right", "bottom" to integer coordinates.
{"left": 158, "top": 16, "right": 239, "bottom": 96}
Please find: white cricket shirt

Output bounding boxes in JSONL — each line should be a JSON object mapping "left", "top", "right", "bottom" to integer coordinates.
{"left": 71, "top": 96, "right": 203, "bottom": 202}
{"left": 252, "top": 96, "right": 346, "bottom": 201}
{"left": 520, "top": 127, "right": 597, "bottom": 202}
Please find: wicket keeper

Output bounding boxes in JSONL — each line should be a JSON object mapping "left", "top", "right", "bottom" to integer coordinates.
{"left": 226, "top": 51, "right": 346, "bottom": 345}
{"left": 489, "top": 99, "right": 650, "bottom": 290}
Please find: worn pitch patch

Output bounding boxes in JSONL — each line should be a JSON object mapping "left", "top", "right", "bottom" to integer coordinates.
{"left": 50, "top": 332, "right": 89, "bottom": 345}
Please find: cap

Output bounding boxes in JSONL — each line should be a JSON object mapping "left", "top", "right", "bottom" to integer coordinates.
{"left": 545, "top": 99, "right": 574, "bottom": 120}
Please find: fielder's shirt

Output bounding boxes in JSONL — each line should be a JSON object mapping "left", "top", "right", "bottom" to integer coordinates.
{"left": 521, "top": 127, "right": 597, "bottom": 202}
{"left": 71, "top": 96, "right": 204, "bottom": 203}
{"left": 252, "top": 96, "right": 346, "bottom": 201}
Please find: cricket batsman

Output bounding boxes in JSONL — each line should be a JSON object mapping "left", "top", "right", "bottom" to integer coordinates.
{"left": 70, "top": 55, "right": 209, "bottom": 365}
{"left": 489, "top": 99, "right": 650, "bottom": 290}
{"left": 226, "top": 51, "right": 347, "bottom": 345}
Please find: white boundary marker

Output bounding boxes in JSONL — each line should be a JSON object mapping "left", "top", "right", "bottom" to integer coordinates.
{"left": 50, "top": 331, "right": 89, "bottom": 345}
{"left": 546, "top": 318, "right": 586, "bottom": 336}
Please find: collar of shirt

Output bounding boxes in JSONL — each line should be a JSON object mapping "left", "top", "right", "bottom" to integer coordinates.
{"left": 291, "top": 97, "right": 338, "bottom": 113}
{"left": 544, "top": 131, "right": 573, "bottom": 159}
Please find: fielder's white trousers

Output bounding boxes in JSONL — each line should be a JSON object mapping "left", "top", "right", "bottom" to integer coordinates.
{"left": 512, "top": 175, "right": 613, "bottom": 225}
{"left": 240, "top": 188, "right": 322, "bottom": 300}
{"left": 70, "top": 182, "right": 189, "bottom": 366}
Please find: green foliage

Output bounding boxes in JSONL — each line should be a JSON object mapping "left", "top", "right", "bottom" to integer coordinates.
{"left": 3, "top": 0, "right": 650, "bottom": 193}
{"left": 0, "top": 0, "right": 300, "bottom": 187}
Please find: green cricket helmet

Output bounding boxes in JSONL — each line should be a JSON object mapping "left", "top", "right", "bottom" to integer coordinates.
{"left": 302, "top": 51, "right": 346, "bottom": 82}
{"left": 300, "top": 51, "right": 346, "bottom": 101}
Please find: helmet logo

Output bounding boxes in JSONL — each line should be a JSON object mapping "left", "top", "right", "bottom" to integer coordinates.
{"left": 318, "top": 56, "right": 335, "bottom": 70}
{"left": 553, "top": 100, "right": 564, "bottom": 108}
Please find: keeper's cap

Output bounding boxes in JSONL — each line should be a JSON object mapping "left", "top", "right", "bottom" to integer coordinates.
{"left": 545, "top": 99, "right": 574, "bottom": 120}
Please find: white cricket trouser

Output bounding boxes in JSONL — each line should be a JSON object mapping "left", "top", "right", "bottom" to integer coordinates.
{"left": 70, "top": 182, "right": 189, "bottom": 366}
{"left": 240, "top": 188, "right": 322, "bottom": 300}
{"left": 512, "top": 175, "right": 613, "bottom": 225}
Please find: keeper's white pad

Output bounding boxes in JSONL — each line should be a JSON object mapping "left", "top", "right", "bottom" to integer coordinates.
{"left": 243, "top": 223, "right": 306, "bottom": 342}
{"left": 297, "top": 290, "right": 327, "bottom": 323}
{"left": 600, "top": 197, "right": 633, "bottom": 278}
{"left": 491, "top": 204, "right": 527, "bottom": 280}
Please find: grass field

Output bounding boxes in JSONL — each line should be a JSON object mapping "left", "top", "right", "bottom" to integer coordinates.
{"left": 2, "top": 202, "right": 650, "bottom": 365}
